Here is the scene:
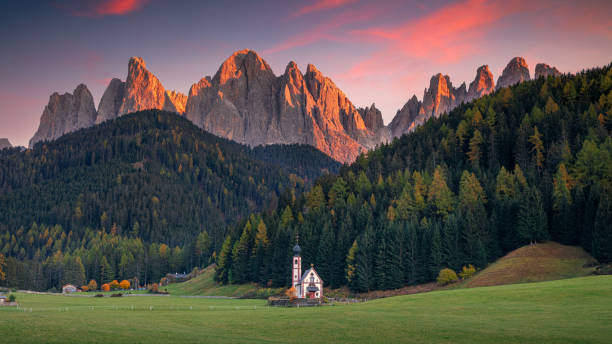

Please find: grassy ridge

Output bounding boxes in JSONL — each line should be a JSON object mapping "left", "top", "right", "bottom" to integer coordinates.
{"left": 1, "top": 276, "right": 611, "bottom": 343}
{"left": 163, "top": 265, "right": 284, "bottom": 297}
{"left": 462, "top": 242, "right": 597, "bottom": 288}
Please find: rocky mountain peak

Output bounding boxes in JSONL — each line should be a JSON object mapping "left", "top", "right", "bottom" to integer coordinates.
{"left": 0, "top": 138, "right": 12, "bottom": 150}
{"left": 213, "top": 49, "right": 274, "bottom": 86}
{"left": 389, "top": 95, "right": 422, "bottom": 138}
{"left": 29, "top": 84, "right": 97, "bottom": 147}
{"left": 358, "top": 103, "right": 385, "bottom": 132}
{"left": 535, "top": 63, "right": 561, "bottom": 79}
{"left": 467, "top": 64, "right": 495, "bottom": 101}
{"left": 119, "top": 56, "right": 168, "bottom": 116}
{"left": 421, "top": 73, "right": 456, "bottom": 118}
{"left": 97, "top": 78, "right": 125, "bottom": 124}
{"left": 496, "top": 57, "right": 530, "bottom": 90}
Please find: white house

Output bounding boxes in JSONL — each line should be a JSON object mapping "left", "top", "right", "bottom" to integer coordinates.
{"left": 291, "top": 243, "right": 323, "bottom": 299}
{"left": 62, "top": 284, "right": 78, "bottom": 293}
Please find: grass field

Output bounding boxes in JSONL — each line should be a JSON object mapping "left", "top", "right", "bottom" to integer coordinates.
{"left": 461, "top": 242, "right": 597, "bottom": 288}
{"left": 1, "top": 275, "right": 611, "bottom": 343}
{"left": 164, "top": 265, "right": 283, "bottom": 297}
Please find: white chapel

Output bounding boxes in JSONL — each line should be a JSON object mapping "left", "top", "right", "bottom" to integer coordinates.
{"left": 291, "top": 242, "right": 323, "bottom": 299}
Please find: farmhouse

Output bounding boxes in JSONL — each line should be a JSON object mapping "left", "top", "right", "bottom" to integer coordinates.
{"left": 62, "top": 284, "right": 78, "bottom": 293}
{"left": 291, "top": 242, "right": 323, "bottom": 299}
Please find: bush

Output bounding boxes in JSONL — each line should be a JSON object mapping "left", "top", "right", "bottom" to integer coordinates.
{"left": 80, "top": 286, "right": 89, "bottom": 292}
{"left": 437, "top": 268, "right": 459, "bottom": 286}
{"left": 285, "top": 287, "right": 297, "bottom": 301}
{"left": 87, "top": 279, "right": 98, "bottom": 291}
{"left": 459, "top": 264, "right": 477, "bottom": 279}
{"left": 8, "top": 294, "right": 16, "bottom": 302}
{"left": 95, "top": 294, "right": 104, "bottom": 297}
{"left": 119, "top": 280, "right": 130, "bottom": 290}
{"left": 109, "top": 280, "right": 120, "bottom": 290}
{"left": 101, "top": 283, "right": 110, "bottom": 292}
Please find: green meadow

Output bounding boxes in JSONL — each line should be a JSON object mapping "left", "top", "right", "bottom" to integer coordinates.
{"left": 1, "top": 276, "right": 611, "bottom": 344}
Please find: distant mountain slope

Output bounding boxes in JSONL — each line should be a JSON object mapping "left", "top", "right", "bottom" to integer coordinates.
{"left": 1, "top": 110, "right": 339, "bottom": 247}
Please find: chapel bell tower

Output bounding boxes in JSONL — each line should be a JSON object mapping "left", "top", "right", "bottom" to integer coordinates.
{"left": 292, "top": 240, "right": 302, "bottom": 289}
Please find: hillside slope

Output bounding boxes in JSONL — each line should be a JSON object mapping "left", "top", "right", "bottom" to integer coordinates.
{"left": 1, "top": 110, "right": 339, "bottom": 246}
{"left": 462, "top": 242, "right": 597, "bottom": 288}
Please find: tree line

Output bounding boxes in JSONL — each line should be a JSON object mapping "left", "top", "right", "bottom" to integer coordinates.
{"left": 214, "top": 63, "right": 612, "bottom": 291}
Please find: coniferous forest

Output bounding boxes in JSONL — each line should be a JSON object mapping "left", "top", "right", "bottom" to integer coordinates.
{"left": 214, "top": 63, "right": 612, "bottom": 291}
{"left": 0, "top": 111, "right": 339, "bottom": 290}
{"left": 1, "top": 64, "right": 611, "bottom": 293}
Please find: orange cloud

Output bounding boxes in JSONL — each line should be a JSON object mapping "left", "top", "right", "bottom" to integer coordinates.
{"left": 56, "top": 0, "right": 149, "bottom": 17}
{"left": 293, "top": 0, "right": 357, "bottom": 17}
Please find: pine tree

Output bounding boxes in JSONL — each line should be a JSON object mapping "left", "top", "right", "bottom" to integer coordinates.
{"left": 468, "top": 129, "right": 484, "bottom": 168}
{"left": 529, "top": 126, "right": 545, "bottom": 170}
{"left": 214, "top": 236, "right": 233, "bottom": 284}
{"left": 427, "top": 166, "right": 455, "bottom": 218}
{"left": 100, "top": 256, "right": 114, "bottom": 284}
{"left": 251, "top": 219, "right": 269, "bottom": 283}
{"left": 517, "top": 187, "right": 548, "bottom": 245}
{"left": 592, "top": 191, "right": 612, "bottom": 262}
{"left": 552, "top": 163, "right": 573, "bottom": 243}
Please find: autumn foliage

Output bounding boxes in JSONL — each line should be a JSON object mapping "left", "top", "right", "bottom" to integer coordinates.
{"left": 437, "top": 268, "right": 459, "bottom": 286}
{"left": 285, "top": 286, "right": 297, "bottom": 301}
{"left": 87, "top": 279, "right": 98, "bottom": 291}
{"left": 101, "top": 283, "right": 110, "bottom": 292}
{"left": 119, "top": 280, "right": 130, "bottom": 290}
{"left": 110, "top": 280, "right": 120, "bottom": 290}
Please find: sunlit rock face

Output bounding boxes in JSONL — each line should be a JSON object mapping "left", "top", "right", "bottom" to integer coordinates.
{"left": 29, "top": 84, "right": 97, "bottom": 147}
{"left": 535, "top": 63, "right": 561, "bottom": 79}
{"left": 96, "top": 57, "right": 186, "bottom": 124}
{"left": 0, "top": 138, "right": 12, "bottom": 150}
{"left": 496, "top": 57, "right": 530, "bottom": 90}
{"left": 185, "top": 49, "right": 379, "bottom": 163}
{"left": 467, "top": 65, "right": 495, "bottom": 102}
{"left": 119, "top": 57, "right": 186, "bottom": 116}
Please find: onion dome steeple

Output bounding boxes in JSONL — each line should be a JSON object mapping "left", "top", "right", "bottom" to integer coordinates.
{"left": 293, "top": 233, "right": 301, "bottom": 256}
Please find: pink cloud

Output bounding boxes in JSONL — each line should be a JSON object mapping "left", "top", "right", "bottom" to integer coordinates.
{"left": 353, "top": 0, "right": 531, "bottom": 63}
{"left": 265, "top": 5, "right": 383, "bottom": 54}
{"left": 293, "top": 0, "right": 357, "bottom": 17}
{"left": 55, "top": 0, "right": 149, "bottom": 17}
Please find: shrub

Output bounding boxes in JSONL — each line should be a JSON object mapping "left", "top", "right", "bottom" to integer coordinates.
{"left": 437, "top": 268, "right": 459, "bottom": 286}
{"left": 80, "top": 286, "right": 89, "bottom": 292}
{"left": 459, "top": 264, "right": 477, "bottom": 279}
{"left": 8, "top": 294, "right": 16, "bottom": 302}
{"left": 87, "top": 279, "right": 98, "bottom": 291}
{"left": 109, "top": 280, "right": 120, "bottom": 290}
{"left": 285, "top": 287, "right": 297, "bottom": 301}
{"left": 119, "top": 280, "right": 130, "bottom": 290}
{"left": 101, "top": 283, "right": 110, "bottom": 292}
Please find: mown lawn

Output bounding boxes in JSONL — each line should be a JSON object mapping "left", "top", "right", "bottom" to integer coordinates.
{"left": 1, "top": 276, "right": 611, "bottom": 343}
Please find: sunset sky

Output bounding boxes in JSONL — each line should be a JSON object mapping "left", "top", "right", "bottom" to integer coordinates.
{"left": 1, "top": 0, "right": 611, "bottom": 146}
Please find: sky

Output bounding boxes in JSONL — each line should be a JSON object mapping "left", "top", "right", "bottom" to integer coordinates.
{"left": 1, "top": 0, "right": 611, "bottom": 147}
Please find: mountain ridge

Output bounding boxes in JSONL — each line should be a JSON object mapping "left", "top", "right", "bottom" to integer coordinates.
{"left": 28, "top": 51, "right": 561, "bottom": 162}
